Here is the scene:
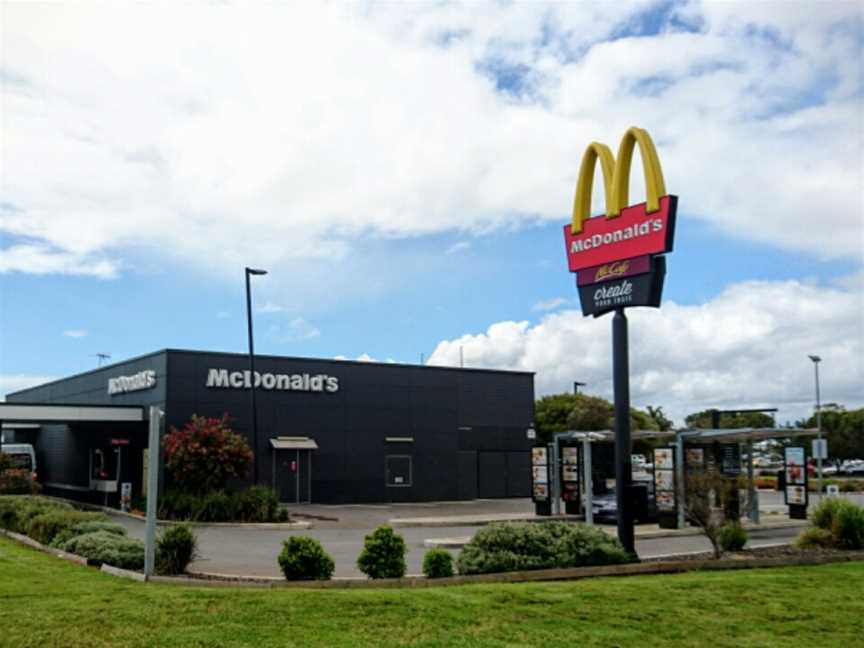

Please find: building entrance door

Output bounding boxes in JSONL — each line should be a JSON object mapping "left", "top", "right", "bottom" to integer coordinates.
{"left": 275, "top": 449, "right": 312, "bottom": 504}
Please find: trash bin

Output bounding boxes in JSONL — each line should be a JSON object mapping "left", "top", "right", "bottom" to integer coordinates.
{"left": 777, "top": 469, "right": 785, "bottom": 491}
{"left": 627, "top": 483, "right": 649, "bottom": 523}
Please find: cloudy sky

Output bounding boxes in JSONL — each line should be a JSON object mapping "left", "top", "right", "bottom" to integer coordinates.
{"left": 1, "top": 1, "right": 862, "bottom": 425}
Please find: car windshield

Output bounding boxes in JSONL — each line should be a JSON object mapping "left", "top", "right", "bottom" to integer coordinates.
{"left": 7, "top": 454, "right": 32, "bottom": 471}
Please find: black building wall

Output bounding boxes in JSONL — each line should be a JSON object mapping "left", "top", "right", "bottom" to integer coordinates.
{"left": 8, "top": 349, "right": 535, "bottom": 504}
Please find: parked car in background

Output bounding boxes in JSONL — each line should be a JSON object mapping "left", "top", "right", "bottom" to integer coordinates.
{"left": 0, "top": 443, "right": 38, "bottom": 481}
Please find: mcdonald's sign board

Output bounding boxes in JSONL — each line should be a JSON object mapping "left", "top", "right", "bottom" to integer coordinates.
{"left": 563, "top": 127, "right": 676, "bottom": 316}
{"left": 577, "top": 256, "right": 665, "bottom": 318}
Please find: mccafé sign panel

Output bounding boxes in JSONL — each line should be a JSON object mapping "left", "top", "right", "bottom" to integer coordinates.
{"left": 562, "top": 126, "right": 676, "bottom": 317}
{"left": 578, "top": 257, "right": 665, "bottom": 317}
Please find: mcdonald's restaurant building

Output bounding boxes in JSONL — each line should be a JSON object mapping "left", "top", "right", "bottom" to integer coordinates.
{"left": 2, "top": 349, "right": 535, "bottom": 506}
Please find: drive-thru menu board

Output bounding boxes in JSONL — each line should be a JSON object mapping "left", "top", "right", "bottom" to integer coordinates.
{"left": 784, "top": 446, "right": 808, "bottom": 509}
{"left": 653, "top": 447, "right": 676, "bottom": 512}
{"left": 561, "top": 446, "right": 581, "bottom": 507}
{"left": 532, "top": 447, "right": 549, "bottom": 502}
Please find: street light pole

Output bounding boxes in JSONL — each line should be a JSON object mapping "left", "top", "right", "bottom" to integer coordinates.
{"left": 808, "top": 355, "right": 822, "bottom": 494}
{"left": 573, "top": 381, "right": 587, "bottom": 395}
{"left": 246, "top": 267, "right": 268, "bottom": 485}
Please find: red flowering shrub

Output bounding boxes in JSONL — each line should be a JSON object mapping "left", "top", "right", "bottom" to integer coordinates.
{"left": 163, "top": 415, "right": 253, "bottom": 493}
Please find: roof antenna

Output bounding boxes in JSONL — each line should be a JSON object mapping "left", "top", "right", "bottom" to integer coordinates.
{"left": 93, "top": 353, "right": 111, "bottom": 367}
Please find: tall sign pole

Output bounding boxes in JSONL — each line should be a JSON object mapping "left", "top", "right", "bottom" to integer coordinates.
{"left": 562, "top": 126, "right": 677, "bottom": 557}
{"left": 612, "top": 308, "right": 634, "bottom": 553}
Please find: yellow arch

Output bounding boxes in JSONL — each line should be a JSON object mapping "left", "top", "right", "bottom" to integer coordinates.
{"left": 570, "top": 142, "right": 615, "bottom": 234}
{"left": 609, "top": 127, "right": 666, "bottom": 217}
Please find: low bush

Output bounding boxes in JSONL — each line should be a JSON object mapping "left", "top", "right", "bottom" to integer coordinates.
{"left": 50, "top": 520, "right": 128, "bottom": 548}
{"left": 60, "top": 531, "right": 145, "bottom": 570}
{"left": 840, "top": 480, "right": 864, "bottom": 493}
{"left": 0, "top": 496, "right": 72, "bottom": 534}
{"left": 236, "top": 486, "right": 279, "bottom": 522}
{"left": 832, "top": 503, "right": 864, "bottom": 550}
{"left": 156, "top": 524, "right": 198, "bottom": 575}
{"left": 422, "top": 549, "right": 454, "bottom": 578}
{"left": 807, "top": 498, "right": 864, "bottom": 550}
{"left": 357, "top": 526, "right": 406, "bottom": 579}
{"left": 457, "top": 521, "right": 632, "bottom": 576}
{"left": 718, "top": 522, "right": 748, "bottom": 552}
{"left": 795, "top": 527, "right": 834, "bottom": 549}
{"left": 278, "top": 536, "right": 334, "bottom": 581}
{"left": 26, "top": 510, "right": 108, "bottom": 546}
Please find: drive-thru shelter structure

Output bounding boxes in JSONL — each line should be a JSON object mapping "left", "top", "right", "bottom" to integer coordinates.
{"left": 1, "top": 349, "right": 535, "bottom": 506}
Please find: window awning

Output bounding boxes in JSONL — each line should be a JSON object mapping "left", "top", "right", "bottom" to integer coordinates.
{"left": 270, "top": 437, "right": 318, "bottom": 450}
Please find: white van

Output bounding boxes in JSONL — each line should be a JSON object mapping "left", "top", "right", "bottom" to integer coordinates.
{"left": 1, "top": 443, "right": 38, "bottom": 481}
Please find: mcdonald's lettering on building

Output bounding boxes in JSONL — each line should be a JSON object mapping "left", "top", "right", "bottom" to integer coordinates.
{"left": 563, "top": 127, "right": 677, "bottom": 274}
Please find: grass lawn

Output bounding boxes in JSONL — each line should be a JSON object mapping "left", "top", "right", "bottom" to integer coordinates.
{"left": 1, "top": 537, "right": 861, "bottom": 648}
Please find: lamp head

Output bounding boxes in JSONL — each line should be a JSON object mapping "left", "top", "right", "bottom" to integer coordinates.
{"left": 246, "top": 267, "right": 268, "bottom": 276}
{"left": 808, "top": 355, "right": 821, "bottom": 364}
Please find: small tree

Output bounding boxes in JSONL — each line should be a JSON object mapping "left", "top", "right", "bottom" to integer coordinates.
{"left": 684, "top": 471, "right": 749, "bottom": 559}
{"left": 163, "top": 414, "right": 253, "bottom": 493}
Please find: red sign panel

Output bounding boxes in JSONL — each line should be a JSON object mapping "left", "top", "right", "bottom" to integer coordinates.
{"left": 563, "top": 195, "right": 677, "bottom": 273}
{"left": 577, "top": 255, "right": 651, "bottom": 287}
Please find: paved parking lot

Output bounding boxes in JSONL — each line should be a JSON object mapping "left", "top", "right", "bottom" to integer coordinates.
{"left": 111, "top": 491, "right": 861, "bottom": 578}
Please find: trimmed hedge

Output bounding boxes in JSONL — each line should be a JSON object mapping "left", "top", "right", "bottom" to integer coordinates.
{"left": 157, "top": 486, "right": 282, "bottom": 523}
{"left": 0, "top": 496, "right": 73, "bottom": 534}
{"left": 60, "top": 531, "right": 145, "bottom": 570}
{"left": 278, "top": 536, "right": 335, "bottom": 581}
{"left": 26, "top": 510, "right": 109, "bottom": 546}
{"left": 50, "top": 520, "right": 128, "bottom": 549}
{"left": 357, "top": 526, "right": 407, "bottom": 579}
{"left": 457, "top": 521, "right": 632, "bottom": 575}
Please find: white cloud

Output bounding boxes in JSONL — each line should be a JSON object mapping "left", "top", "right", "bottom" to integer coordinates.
{"left": 445, "top": 241, "right": 471, "bottom": 255}
{"left": 532, "top": 297, "right": 568, "bottom": 312}
{"left": 0, "top": 374, "right": 58, "bottom": 400}
{"left": 62, "top": 329, "right": 88, "bottom": 338}
{"left": 1, "top": 2, "right": 861, "bottom": 288}
{"left": 429, "top": 277, "right": 864, "bottom": 426}
{"left": 356, "top": 353, "right": 376, "bottom": 363}
{"left": 269, "top": 317, "right": 320, "bottom": 343}
{"left": 256, "top": 302, "right": 286, "bottom": 314}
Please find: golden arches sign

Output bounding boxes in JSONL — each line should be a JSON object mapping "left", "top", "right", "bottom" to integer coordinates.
{"left": 570, "top": 127, "right": 667, "bottom": 235}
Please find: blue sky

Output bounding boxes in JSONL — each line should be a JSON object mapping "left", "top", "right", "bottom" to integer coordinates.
{"left": 1, "top": 2, "right": 862, "bottom": 424}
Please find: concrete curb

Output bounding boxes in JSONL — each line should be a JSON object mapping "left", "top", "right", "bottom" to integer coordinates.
{"left": 158, "top": 551, "right": 864, "bottom": 589}
{"left": 1, "top": 529, "right": 89, "bottom": 565}
{"left": 102, "top": 563, "right": 146, "bottom": 581}
{"left": 390, "top": 514, "right": 582, "bottom": 528}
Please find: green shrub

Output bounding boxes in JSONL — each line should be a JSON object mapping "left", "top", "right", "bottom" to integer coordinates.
{"left": 26, "top": 510, "right": 108, "bottom": 546}
{"left": 810, "top": 498, "right": 848, "bottom": 531}
{"left": 236, "top": 486, "right": 279, "bottom": 522}
{"left": 357, "top": 526, "right": 407, "bottom": 579}
{"left": 158, "top": 487, "right": 282, "bottom": 522}
{"left": 60, "top": 531, "right": 145, "bottom": 570}
{"left": 156, "top": 524, "right": 198, "bottom": 575}
{"left": 422, "top": 549, "right": 454, "bottom": 578}
{"left": 457, "top": 521, "right": 632, "bottom": 575}
{"left": 0, "top": 496, "right": 72, "bottom": 533}
{"left": 795, "top": 527, "right": 834, "bottom": 549}
{"left": 832, "top": 504, "right": 864, "bottom": 550}
{"left": 718, "top": 522, "right": 748, "bottom": 552}
{"left": 196, "top": 491, "right": 236, "bottom": 522}
{"left": 50, "top": 520, "right": 128, "bottom": 548}
{"left": 278, "top": 536, "right": 334, "bottom": 581}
